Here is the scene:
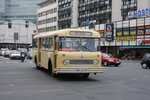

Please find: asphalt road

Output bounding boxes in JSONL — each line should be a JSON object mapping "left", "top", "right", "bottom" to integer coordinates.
{"left": 0, "top": 56, "right": 150, "bottom": 100}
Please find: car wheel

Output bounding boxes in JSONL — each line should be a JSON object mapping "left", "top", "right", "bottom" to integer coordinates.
{"left": 115, "top": 64, "right": 119, "bottom": 67}
{"left": 103, "top": 61, "right": 108, "bottom": 66}
{"left": 142, "top": 63, "right": 147, "bottom": 69}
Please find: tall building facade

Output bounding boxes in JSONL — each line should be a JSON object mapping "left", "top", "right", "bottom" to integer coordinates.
{"left": 37, "top": 0, "right": 58, "bottom": 33}
{"left": 0, "top": 0, "right": 45, "bottom": 24}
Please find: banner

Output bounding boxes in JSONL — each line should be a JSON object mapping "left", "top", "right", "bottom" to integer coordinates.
{"left": 105, "top": 23, "right": 114, "bottom": 42}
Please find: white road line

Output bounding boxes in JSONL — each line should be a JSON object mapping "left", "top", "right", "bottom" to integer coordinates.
{"left": 114, "top": 81, "right": 124, "bottom": 85}
{"left": 0, "top": 92, "right": 12, "bottom": 95}
{"left": 143, "top": 75, "right": 149, "bottom": 78}
{"left": 85, "top": 85, "right": 102, "bottom": 89}
{"left": 130, "top": 77, "right": 138, "bottom": 81}
{"left": 0, "top": 89, "right": 64, "bottom": 95}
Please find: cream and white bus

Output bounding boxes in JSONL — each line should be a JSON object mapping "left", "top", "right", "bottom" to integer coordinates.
{"left": 32, "top": 29, "right": 103, "bottom": 77}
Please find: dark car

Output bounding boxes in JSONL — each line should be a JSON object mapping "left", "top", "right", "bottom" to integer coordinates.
{"left": 101, "top": 53, "right": 121, "bottom": 67}
{"left": 141, "top": 53, "right": 150, "bottom": 69}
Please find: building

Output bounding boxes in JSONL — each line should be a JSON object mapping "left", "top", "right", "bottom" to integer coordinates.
{"left": 37, "top": 0, "right": 150, "bottom": 59}
{"left": 0, "top": 20, "right": 36, "bottom": 49}
{"left": 37, "top": 0, "right": 58, "bottom": 33}
{"left": 0, "top": 0, "right": 46, "bottom": 24}
{"left": 58, "top": 0, "right": 78, "bottom": 29}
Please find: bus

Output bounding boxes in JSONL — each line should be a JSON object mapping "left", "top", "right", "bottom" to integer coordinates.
{"left": 32, "top": 29, "right": 103, "bottom": 77}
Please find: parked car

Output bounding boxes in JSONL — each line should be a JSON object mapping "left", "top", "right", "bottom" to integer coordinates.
{"left": 4, "top": 50, "right": 11, "bottom": 57}
{"left": 0, "top": 48, "right": 9, "bottom": 56}
{"left": 141, "top": 53, "right": 150, "bottom": 69}
{"left": 10, "top": 50, "right": 21, "bottom": 59}
{"left": 101, "top": 53, "right": 121, "bottom": 67}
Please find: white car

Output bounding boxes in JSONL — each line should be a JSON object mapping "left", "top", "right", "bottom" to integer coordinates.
{"left": 10, "top": 51, "right": 21, "bottom": 59}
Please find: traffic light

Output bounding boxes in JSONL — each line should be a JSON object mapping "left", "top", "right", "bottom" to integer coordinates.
{"left": 25, "top": 20, "right": 29, "bottom": 28}
{"left": 8, "top": 21, "right": 12, "bottom": 28}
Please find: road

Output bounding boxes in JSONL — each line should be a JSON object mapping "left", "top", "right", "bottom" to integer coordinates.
{"left": 0, "top": 56, "right": 150, "bottom": 100}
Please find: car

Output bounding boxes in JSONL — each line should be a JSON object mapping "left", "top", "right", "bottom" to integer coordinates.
{"left": 141, "top": 53, "right": 150, "bottom": 69}
{"left": 0, "top": 48, "right": 9, "bottom": 56}
{"left": 101, "top": 53, "right": 121, "bottom": 67}
{"left": 9, "top": 50, "right": 21, "bottom": 59}
{"left": 4, "top": 50, "right": 11, "bottom": 57}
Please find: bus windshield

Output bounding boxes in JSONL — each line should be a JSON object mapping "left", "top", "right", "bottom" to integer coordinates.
{"left": 59, "top": 37, "right": 99, "bottom": 52}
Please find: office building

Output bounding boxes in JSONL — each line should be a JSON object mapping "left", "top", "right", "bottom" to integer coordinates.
{"left": 0, "top": 0, "right": 46, "bottom": 24}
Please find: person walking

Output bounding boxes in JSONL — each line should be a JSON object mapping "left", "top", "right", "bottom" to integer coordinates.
{"left": 20, "top": 51, "right": 25, "bottom": 62}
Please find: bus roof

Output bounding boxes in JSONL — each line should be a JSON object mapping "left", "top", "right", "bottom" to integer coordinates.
{"left": 33, "top": 29, "right": 100, "bottom": 39}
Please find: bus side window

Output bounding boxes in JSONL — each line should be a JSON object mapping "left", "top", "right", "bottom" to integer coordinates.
{"left": 42, "top": 38, "right": 46, "bottom": 49}
{"left": 33, "top": 39, "right": 37, "bottom": 48}
{"left": 49, "top": 38, "right": 53, "bottom": 51}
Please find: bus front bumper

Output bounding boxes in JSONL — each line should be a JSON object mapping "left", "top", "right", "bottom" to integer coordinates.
{"left": 54, "top": 67, "right": 103, "bottom": 74}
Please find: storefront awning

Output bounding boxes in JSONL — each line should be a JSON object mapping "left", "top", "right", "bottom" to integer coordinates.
{"left": 119, "top": 45, "right": 150, "bottom": 49}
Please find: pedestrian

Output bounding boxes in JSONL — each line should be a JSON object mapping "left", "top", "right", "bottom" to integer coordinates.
{"left": 20, "top": 51, "right": 25, "bottom": 62}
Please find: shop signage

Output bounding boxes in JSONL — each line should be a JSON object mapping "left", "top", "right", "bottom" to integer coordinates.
{"left": 138, "top": 40, "right": 150, "bottom": 45}
{"left": 128, "top": 8, "right": 150, "bottom": 19}
{"left": 116, "top": 36, "right": 135, "bottom": 42}
{"left": 105, "top": 23, "right": 114, "bottom": 42}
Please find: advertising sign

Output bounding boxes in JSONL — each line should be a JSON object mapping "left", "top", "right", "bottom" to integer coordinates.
{"left": 128, "top": 8, "right": 150, "bottom": 19}
{"left": 105, "top": 23, "right": 114, "bottom": 42}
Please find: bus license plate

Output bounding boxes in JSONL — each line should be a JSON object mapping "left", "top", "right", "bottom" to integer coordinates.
{"left": 77, "top": 69, "right": 87, "bottom": 72}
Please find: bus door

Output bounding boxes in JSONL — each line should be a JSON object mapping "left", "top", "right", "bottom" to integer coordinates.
{"left": 53, "top": 36, "right": 59, "bottom": 68}
{"left": 38, "top": 38, "right": 42, "bottom": 64}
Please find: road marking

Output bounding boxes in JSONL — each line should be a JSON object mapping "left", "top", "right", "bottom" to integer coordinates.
{"left": 0, "top": 89, "right": 64, "bottom": 95}
{"left": 0, "top": 72, "right": 23, "bottom": 75}
{"left": 6, "top": 62, "right": 10, "bottom": 63}
{"left": 0, "top": 92, "right": 12, "bottom": 95}
{"left": 9, "top": 84, "right": 14, "bottom": 87}
{"left": 85, "top": 85, "right": 102, "bottom": 89}
{"left": 143, "top": 75, "right": 149, "bottom": 78}
{"left": 15, "top": 78, "right": 36, "bottom": 81}
{"left": 38, "top": 89, "right": 64, "bottom": 93}
{"left": 114, "top": 81, "right": 124, "bottom": 85}
{"left": 130, "top": 77, "right": 138, "bottom": 81}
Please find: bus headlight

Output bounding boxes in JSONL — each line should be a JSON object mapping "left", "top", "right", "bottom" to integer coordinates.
{"left": 93, "top": 60, "right": 99, "bottom": 65}
{"left": 63, "top": 60, "right": 69, "bottom": 65}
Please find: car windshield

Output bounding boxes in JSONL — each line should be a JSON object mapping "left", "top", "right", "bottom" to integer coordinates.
{"left": 59, "top": 37, "right": 99, "bottom": 52}
{"left": 102, "top": 53, "right": 111, "bottom": 58}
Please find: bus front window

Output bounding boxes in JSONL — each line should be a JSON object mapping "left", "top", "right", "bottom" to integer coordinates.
{"left": 59, "top": 37, "right": 99, "bottom": 52}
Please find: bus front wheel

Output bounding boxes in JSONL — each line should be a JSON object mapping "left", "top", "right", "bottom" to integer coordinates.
{"left": 81, "top": 73, "right": 90, "bottom": 78}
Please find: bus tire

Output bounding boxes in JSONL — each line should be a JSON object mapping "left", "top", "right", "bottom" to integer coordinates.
{"left": 82, "top": 73, "right": 90, "bottom": 78}
{"left": 35, "top": 57, "right": 40, "bottom": 69}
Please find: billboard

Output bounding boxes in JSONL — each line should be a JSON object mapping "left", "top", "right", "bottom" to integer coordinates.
{"left": 105, "top": 23, "right": 114, "bottom": 42}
